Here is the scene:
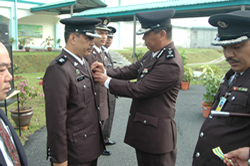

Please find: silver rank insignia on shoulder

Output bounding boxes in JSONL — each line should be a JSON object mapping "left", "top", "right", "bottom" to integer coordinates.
{"left": 57, "top": 55, "right": 68, "bottom": 65}
{"left": 74, "top": 62, "right": 78, "bottom": 66}
{"left": 166, "top": 48, "right": 175, "bottom": 59}
{"left": 76, "top": 69, "right": 80, "bottom": 75}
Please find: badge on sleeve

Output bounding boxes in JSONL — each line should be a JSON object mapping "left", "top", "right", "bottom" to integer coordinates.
{"left": 166, "top": 48, "right": 175, "bottom": 59}
{"left": 57, "top": 55, "right": 68, "bottom": 65}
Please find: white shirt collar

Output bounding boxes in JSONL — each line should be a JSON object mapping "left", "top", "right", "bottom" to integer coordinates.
{"left": 93, "top": 45, "right": 102, "bottom": 53}
{"left": 152, "top": 50, "right": 160, "bottom": 58}
{"left": 102, "top": 46, "right": 108, "bottom": 53}
{"left": 63, "top": 48, "right": 84, "bottom": 65}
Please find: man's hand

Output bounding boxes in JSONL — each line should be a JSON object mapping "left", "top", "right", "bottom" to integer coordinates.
{"left": 91, "top": 62, "right": 105, "bottom": 74}
{"left": 53, "top": 160, "right": 68, "bottom": 166}
{"left": 223, "top": 147, "right": 249, "bottom": 166}
{"left": 93, "top": 72, "right": 109, "bottom": 86}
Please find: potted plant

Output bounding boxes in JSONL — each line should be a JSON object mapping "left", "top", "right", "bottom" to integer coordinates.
{"left": 10, "top": 79, "right": 41, "bottom": 129}
{"left": 9, "top": 36, "right": 16, "bottom": 45}
{"left": 41, "top": 36, "right": 54, "bottom": 51}
{"left": 23, "top": 37, "right": 33, "bottom": 52}
{"left": 18, "top": 37, "right": 25, "bottom": 50}
{"left": 181, "top": 65, "right": 195, "bottom": 90}
{"left": 199, "top": 64, "right": 223, "bottom": 117}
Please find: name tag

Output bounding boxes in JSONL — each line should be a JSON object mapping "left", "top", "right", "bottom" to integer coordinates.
{"left": 215, "top": 97, "right": 227, "bottom": 112}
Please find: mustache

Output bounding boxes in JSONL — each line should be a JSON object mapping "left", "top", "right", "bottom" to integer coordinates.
{"left": 226, "top": 57, "right": 240, "bottom": 63}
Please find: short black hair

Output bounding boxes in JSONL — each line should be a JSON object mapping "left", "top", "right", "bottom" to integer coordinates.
{"left": 64, "top": 31, "right": 81, "bottom": 43}
{"left": 152, "top": 24, "right": 172, "bottom": 40}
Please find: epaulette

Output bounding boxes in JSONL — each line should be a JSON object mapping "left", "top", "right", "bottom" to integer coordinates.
{"left": 166, "top": 48, "right": 175, "bottom": 59}
{"left": 57, "top": 55, "right": 68, "bottom": 65}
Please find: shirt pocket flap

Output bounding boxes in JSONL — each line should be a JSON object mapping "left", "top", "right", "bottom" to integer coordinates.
{"left": 228, "top": 91, "right": 248, "bottom": 107}
{"left": 134, "top": 112, "right": 158, "bottom": 128}
{"left": 72, "top": 125, "right": 96, "bottom": 144}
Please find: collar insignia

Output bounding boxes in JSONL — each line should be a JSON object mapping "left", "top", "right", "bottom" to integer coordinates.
{"left": 74, "top": 62, "right": 78, "bottom": 66}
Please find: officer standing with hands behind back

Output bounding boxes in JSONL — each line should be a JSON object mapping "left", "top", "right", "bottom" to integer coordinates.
{"left": 193, "top": 10, "right": 250, "bottom": 166}
{"left": 102, "top": 26, "right": 117, "bottom": 147}
{"left": 85, "top": 16, "right": 112, "bottom": 156}
{"left": 92, "top": 9, "right": 183, "bottom": 166}
{"left": 43, "top": 17, "right": 105, "bottom": 166}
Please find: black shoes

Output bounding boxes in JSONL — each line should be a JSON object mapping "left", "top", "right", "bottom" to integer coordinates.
{"left": 102, "top": 150, "right": 111, "bottom": 156}
{"left": 105, "top": 140, "right": 116, "bottom": 146}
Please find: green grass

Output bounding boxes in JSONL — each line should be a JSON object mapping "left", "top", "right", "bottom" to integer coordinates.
{"left": 113, "top": 47, "right": 224, "bottom": 64}
{"left": 7, "top": 48, "right": 230, "bottom": 145}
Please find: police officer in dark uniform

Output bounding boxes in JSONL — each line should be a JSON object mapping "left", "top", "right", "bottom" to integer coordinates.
{"left": 193, "top": 10, "right": 250, "bottom": 166}
{"left": 102, "top": 26, "right": 117, "bottom": 146}
{"left": 43, "top": 17, "right": 105, "bottom": 166}
{"left": 92, "top": 9, "right": 184, "bottom": 166}
{"left": 85, "top": 16, "right": 112, "bottom": 156}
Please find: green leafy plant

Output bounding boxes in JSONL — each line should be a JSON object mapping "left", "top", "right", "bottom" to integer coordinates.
{"left": 15, "top": 79, "right": 41, "bottom": 107}
{"left": 199, "top": 64, "right": 223, "bottom": 105}
{"left": 41, "top": 36, "right": 54, "bottom": 48}
{"left": 180, "top": 50, "right": 187, "bottom": 66}
{"left": 9, "top": 36, "right": 16, "bottom": 44}
{"left": 18, "top": 37, "right": 33, "bottom": 47}
{"left": 130, "top": 50, "right": 145, "bottom": 61}
{"left": 18, "top": 37, "right": 26, "bottom": 47}
{"left": 183, "top": 65, "right": 195, "bottom": 82}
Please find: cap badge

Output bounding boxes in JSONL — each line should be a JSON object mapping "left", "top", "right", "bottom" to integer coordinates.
{"left": 103, "top": 19, "right": 108, "bottom": 25}
{"left": 217, "top": 21, "right": 228, "bottom": 28}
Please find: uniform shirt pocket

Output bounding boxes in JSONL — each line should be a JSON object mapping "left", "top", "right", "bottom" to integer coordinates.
{"left": 228, "top": 91, "right": 248, "bottom": 108}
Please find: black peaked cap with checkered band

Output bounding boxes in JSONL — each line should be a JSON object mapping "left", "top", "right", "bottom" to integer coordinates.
{"left": 95, "top": 16, "right": 111, "bottom": 32}
{"left": 60, "top": 17, "right": 101, "bottom": 38}
{"left": 135, "top": 9, "right": 175, "bottom": 35}
{"left": 209, "top": 10, "right": 250, "bottom": 46}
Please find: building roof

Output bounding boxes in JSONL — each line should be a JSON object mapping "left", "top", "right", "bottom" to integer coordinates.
{"left": 30, "top": 0, "right": 107, "bottom": 15}
{"left": 72, "top": 0, "right": 250, "bottom": 21}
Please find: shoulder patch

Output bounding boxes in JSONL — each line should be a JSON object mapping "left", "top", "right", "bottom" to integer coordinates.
{"left": 57, "top": 55, "right": 68, "bottom": 65}
{"left": 166, "top": 48, "right": 175, "bottom": 59}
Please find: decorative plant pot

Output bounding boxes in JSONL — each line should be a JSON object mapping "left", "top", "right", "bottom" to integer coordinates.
{"left": 47, "top": 47, "right": 52, "bottom": 52}
{"left": 202, "top": 102, "right": 212, "bottom": 118}
{"left": 180, "top": 81, "right": 190, "bottom": 90}
{"left": 25, "top": 47, "right": 30, "bottom": 52}
{"left": 10, "top": 107, "right": 33, "bottom": 128}
{"left": 19, "top": 46, "right": 23, "bottom": 50}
